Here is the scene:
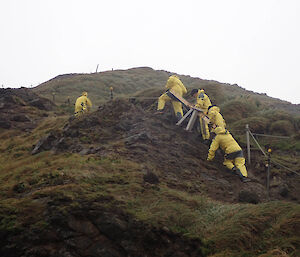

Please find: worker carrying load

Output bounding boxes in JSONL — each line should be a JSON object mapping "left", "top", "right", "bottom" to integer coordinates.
{"left": 207, "top": 105, "right": 226, "bottom": 132}
{"left": 157, "top": 75, "right": 187, "bottom": 121}
{"left": 207, "top": 126, "right": 251, "bottom": 183}
{"left": 74, "top": 92, "right": 92, "bottom": 117}
{"left": 190, "top": 89, "right": 212, "bottom": 142}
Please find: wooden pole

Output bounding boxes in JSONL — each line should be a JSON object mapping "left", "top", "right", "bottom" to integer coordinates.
{"left": 246, "top": 124, "right": 251, "bottom": 165}
{"left": 185, "top": 110, "right": 198, "bottom": 132}
{"left": 110, "top": 87, "right": 113, "bottom": 100}
{"left": 96, "top": 64, "right": 99, "bottom": 73}
{"left": 267, "top": 148, "right": 271, "bottom": 199}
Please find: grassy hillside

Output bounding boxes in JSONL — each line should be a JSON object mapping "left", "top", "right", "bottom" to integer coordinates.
{"left": 1, "top": 89, "right": 300, "bottom": 256}
{"left": 33, "top": 67, "right": 170, "bottom": 107}
{"left": 33, "top": 67, "right": 300, "bottom": 143}
{"left": 33, "top": 67, "right": 300, "bottom": 113}
{"left": 0, "top": 113, "right": 299, "bottom": 257}
{"left": 1, "top": 69, "right": 300, "bottom": 256}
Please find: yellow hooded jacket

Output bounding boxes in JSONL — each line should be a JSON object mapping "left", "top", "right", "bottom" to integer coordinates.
{"left": 75, "top": 92, "right": 92, "bottom": 115}
{"left": 207, "top": 106, "right": 226, "bottom": 131}
{"left": 165, "top": 75, "right": 187, "bottom": 96}
{"left": 207, "top": 127, "right": 242, "bottom": 161}
{"left": 195, "top": 90, "right": 211, "bottom": 114}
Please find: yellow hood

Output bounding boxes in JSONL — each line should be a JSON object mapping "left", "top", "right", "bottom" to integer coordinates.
{"left": 196, "top": 89, "right": 204, "bottom": 98}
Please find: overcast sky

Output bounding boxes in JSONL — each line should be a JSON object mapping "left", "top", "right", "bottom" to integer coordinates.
{"left": 1, "top": 0, "right": 299, "bottom": 104}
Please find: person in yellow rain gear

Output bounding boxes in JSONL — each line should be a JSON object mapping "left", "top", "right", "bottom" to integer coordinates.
{"left": 207, "top": 126, "right": 251, "bottom": 182}
{"left": 207, "top": 105, "right": 226, "bottom": 132}
{"left": 157, "top": 75, "right": 187, "bottom": 121}
{"left": 190, "top": 89, "right": 212, "bottom": 142}
{"left": 74, "top": 92, "right": 92, "bottom": 117}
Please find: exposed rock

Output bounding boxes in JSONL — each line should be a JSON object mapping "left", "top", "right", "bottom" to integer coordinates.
{"left": 270, "top": 176, "right": 282, "bottom": 187}
{"left": 238, "top": 190, "right": 260, "bottom": 204}
{"left": 79, "top": 148, "right": 90, "bottom": 156}
{"left": 68, "top": 216, "right": 99, "bottom": 237}
{"left": 0, "top": 120, "right": 11, "bottom": 129}
{"left": 13, "top": 182, "right": 27, "bottom": 193}
{"left": 28, "top": 98, "right": 52, "bottom": 110}
{"left": 125, "top": 132, "right": 151, "bottom": 145}
{"left": 32, "top": 132, "right": 58, "bottom": 155}
{"left": 143, "top": 171, "right": 160, "bottom": 184}
{"left": 278, "top": 184, "right": 289, "bottom": 197}
{"left": 11, "top": 114, "right": 31, "bottom": 122}
{"left": 0, "top": 88, "right": 54, "bottom": 131}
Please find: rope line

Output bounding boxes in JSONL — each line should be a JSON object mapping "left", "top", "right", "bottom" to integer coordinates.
{"left": 247, "top": 127, "right": 299, "bottom": 176}
{"left": 271, "top": 159, "right": 300, "bottom": 176}
{"left": 251, "top": 133, "right": 290, "bottom": 139}
{"left": 248, "top": 130, "right": 267, "bottom": 157}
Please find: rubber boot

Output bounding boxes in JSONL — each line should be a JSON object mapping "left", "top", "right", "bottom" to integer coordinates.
{"left": 233, "top": 167, "right": 251, "bottom": 182}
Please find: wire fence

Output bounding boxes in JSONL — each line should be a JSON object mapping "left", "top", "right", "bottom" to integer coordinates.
{"left": 246, "top": 125, "right": 299, "bottom": 176}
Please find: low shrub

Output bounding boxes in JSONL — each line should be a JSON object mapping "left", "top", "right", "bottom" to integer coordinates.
{"left": 221, "top": 99, "right": 258, "bottom": 123}
{"left": 270, "top": 120, "right": 294, "bottom": 136}
{"left": 231, "top": 117, "right": 269, "bottom": 134}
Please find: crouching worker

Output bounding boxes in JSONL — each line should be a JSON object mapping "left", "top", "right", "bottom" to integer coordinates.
{"left": 157, "top": 75, "right": 187, "bottom": 121}
{"left": 74, "top": 92, "right": 92, "bottom": 117}
{"left": 207, "top": 126, "right": 251, "bottom": 182}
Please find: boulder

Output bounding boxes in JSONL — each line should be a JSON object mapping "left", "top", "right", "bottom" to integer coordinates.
{"left": 238, "top": 190, "right": 260, "bottom": 204}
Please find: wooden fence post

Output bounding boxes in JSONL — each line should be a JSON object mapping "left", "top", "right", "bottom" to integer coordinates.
{"left": 246, "top": 124, "right": 251, "bottom": 165}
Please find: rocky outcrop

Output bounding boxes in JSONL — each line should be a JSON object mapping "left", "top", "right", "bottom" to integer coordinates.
{"left": 0, "top": 88, "right": 54, "bottom": 131}
{"left": 0, "top": 199, "right": 204, "bottom": 257}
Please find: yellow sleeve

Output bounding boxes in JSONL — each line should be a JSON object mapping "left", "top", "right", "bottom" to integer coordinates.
{"left": 165, "top": 77, "right": 175, "bottom": 90}
{"left": 179, "top": 81, "right": 187, "bottom": 95}
{"left": 203, "top": 96, "right": 212, "bottom": 110}
{"left": 215, "top": 113, "right": 226, "bottom": 128}
{"left": 207, "top": 137, "right": 220, "bottom": 161}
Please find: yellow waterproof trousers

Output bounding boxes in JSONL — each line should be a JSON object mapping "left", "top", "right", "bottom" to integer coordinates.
{"left": 157, "top": 93, "right": 183, "bottom": 116}
{"left": 199, "top": 117, "right": 210, "bottom": 140}
{"left": 223, "top": 157, "right": 248, "bottom": 177}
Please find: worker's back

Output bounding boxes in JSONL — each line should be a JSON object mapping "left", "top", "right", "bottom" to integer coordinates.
{"left": 74, "top": 92, "right": 92, "bottom": 116}
{"left": 165, "top": 75, "right": 187, "bottom": 96}
{"left": 215, "top": 131, "right": 241, "bottom": 154}
{"left": 75, "top": 95, "right": 86, "bottom": 112}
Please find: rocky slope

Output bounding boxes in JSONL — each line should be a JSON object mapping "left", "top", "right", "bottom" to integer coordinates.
{"left": 0, "top": 86, "right": 299, "bottom": 257}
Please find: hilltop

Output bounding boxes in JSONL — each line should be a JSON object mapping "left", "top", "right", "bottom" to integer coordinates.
{"left": 33, "top": 67, "right": 300, "bottom": 114}
{"left": 0, "top": 68, "right": 300, "bottom": 257}
{"left": 33, "top": 67, "right": 300, "bottom": 155}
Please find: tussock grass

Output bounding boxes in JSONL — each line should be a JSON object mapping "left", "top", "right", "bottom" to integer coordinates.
{"left": 126, "top": 188, "right": 300, "bottom": 256}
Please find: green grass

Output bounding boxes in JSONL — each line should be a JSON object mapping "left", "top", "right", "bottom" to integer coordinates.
{"left": 1, "top": 77, "right": 300, "bottom": 256}
{"left": 1, "top": 144, "right": 299, "bottom": 257}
